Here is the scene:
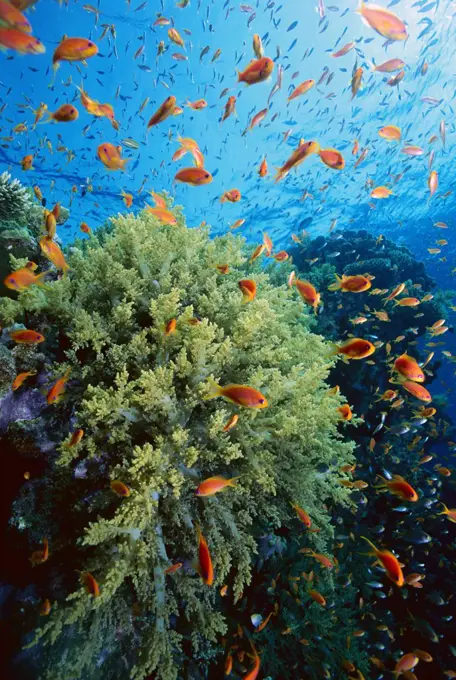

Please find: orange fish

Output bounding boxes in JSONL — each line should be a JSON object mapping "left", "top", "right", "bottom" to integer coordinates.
{"left": 383, "top": 282, "right": 405, "bottom": 303}
{"left": 308, "top": 589, "right": 326, "bottom": 606}
{"left": 45, "top": 212, "right": 57, "bottom": 238}
{"left": 47, "top": 104, "right": 79, "bottom": 123}
{"left": 393, "top": 654, "right": 419, "bottom": 677}
{"left": 4, "top": 265, "right": 46, "bottom": 291}
{"left": 246, "top": 108, "right": 268, "bottom": 133}
{"left": 77, "top": 85, "right": 115, "bottom": 121}
{"left": 164, "top": 562, "right": 183, "bottom": 575}
{"left": 196, "top": 476, "right": 240, "bottom": 497}
{"left": 168, "top": 27, "right": 184, "bottom": 47}
{"left": 243, "top": 640, "right": 261, "bottom": 680}
{"left": 39, "top": 236, "right": 70, "bottom": 273}
{"left": 147, "top": 96, "right": 177, "bottom": 127}
{"left": 165, "top": 318, "right": 177, "bottom": 335}
{"left": 394, "top": 354, "right": 424, "bottom": 383}
{"left": 273, "top": 250, "right": 289, "bottom": 262}
{"left": 222, "top": 95, "right": 237, "bottom": 122}
{"left": 110, "top": 480, "right": 131, "bottom": 497}
{"left": 303, "top": 549, "right": 334, "bottom": 569}
{"left": 222, "top": 414, "right": 239, "bottom": 432}
{"left": 338, "top": 404, "right": 353, "bottom": 421}
{"left": 121, "top": 190, "right": 133, "bottom": 208}
{"left": 97, "top": 143, "right": 129, "bottom": 171}
{"left": 21, "top": 153, "right": 33, "bottom": 170}
{"left": 351, "top": 66, "right": 363, "bottom": 98}
{"left": 288, "top": 79, "right": 315, "bottom": 101}
{"left": 238, "top": 279, "right": 257, "bottom": 303}
{"left": 0, "top": 27, "right": 45, "bottom": 54}
{"left": 51, "top": 202, "right": 61, "bottom": 220}
{"left": 195, "top": 525, "right": 213, "bottom": 586}
{"left": 319, "top": 148, "right": 345, "bottom": 170}
{"left": 250, "top": 244, "right": 266, "bottom": 263}
{"left": 0, "top": 0, "right": 31, "bottom": 31}
{"left": 328, "top": 274, "right": 372, "bottom": 293}
{"left": 237, "top": 57, "right": 274, "bottom": 85}
{"left": 10, "top": 329, "right": 45, "bottom": 344}
{"left": 295, "top": 279, "right": 321, "bottom": 314}
{"left": 334, "top": 338, "right": 375, "bottom": 360}
{"left": 149, "top": 191, "right": 167, "bottom": 208}
{"left": 47, "top": 368, "right": 70, "bottom": 405}
{"left": 30, "top": 538, "right": 49, "bottom": 566}
{"left": 221, "top": 189, "right": 241, "bottom": 203}
{"left": 438, "top": 504, "right": 456, "bottom": 523}
{"left": 144, "top": 206, "right": 177, "bottom": 225}
{"left": 39, "top": 598, "right": 51, "bottom": 616}
{"left": 258, "top": 158, "right": 268, "bottom": 177}
{"left": 68, "top": 428, "right": 84, "bottom": 447}
{"left": 375, "top": 475, "right": 418, "bottom": 502}
{"left": 80, "top": 571, "right": 100, "bottom": 597}
{"left": 263, "top": 233, "right": 273, "bottom": 256}
{"left": 12, "top": 369, "right": 37, "bottom": 391}
{"left": 205, "top": 379, "right": 267, "bottom": 409}
{"left": 371, "top": 186, "right": 392, "bottom": 199}
{"left": 402, "top": 381, "right": 431, "bottom": 403}
{"left": 275, "top": 139, "right": 319, "bottom": 182}
{"left": 224, "top": 653, "right": 233, "bottom": 676}
{"left": 174, "top": 167, "right": 213, "bottom": 185}
{"left": 291, "top": 503, "right": 312, "bottom": 528}
{"left": 80, "top": 222, "right": 91, "bottom": 234}
{"left": 229, "top": 219, "right": 246, "bottom": 230}
{"left": 53, "top": 37, "right": 98, "bottom": 70}
{"left": 394, "top": 297, "right": 420, "bottom": 307}
{"left": 360, "top": 536, "right": 404, "bottom": 587}
{"left": 187, "top": 98, "right": 207, "bottom": 110}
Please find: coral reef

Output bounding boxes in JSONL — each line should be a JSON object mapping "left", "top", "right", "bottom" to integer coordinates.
{"left": 0, "top": 173, "right": 69, "bottom": 300}
{"left": 283, "top": 227, "right": 456, "bottom": 678}
{"left": 0, "top": 172, "right": 33, "bottom": 222}
{"left": 0, "top": 203, "right": 356, "bottom": 680}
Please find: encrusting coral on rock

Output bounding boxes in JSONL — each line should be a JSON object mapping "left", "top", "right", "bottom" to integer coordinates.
{"left": 0, "top": 197, "right": 356, "bottom": 680}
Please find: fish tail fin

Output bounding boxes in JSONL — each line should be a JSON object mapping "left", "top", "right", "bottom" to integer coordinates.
{"left": 274, "top": 168, "right": 285, "bottom": 183}
{"left": 360, "top": 536, "right": 377, "bottom": 554}
{"left": 227, "top": 476, "right": 242, "bottom": 488}
{"left": 120, "top": 159, "right": 130, "bottom": 171}
{"left": 374, "top": 475, "right": 387, "bottom": 489}
{"left": 220, "top": 195, "right": 227, "bottom": 203}
{"left": 203, "top": 377, "right": 223, "bottom": 400}
{"left": 328, "top": 274, "right": 342, "bottom": 291}
{"left": 49, "top": 62, "right": 59, "bottom": 89}
{"left": 437, "top": 502, "right": 449, "bottom": 515}
{"left": 34, "top": 271, "right": 48, "bottom": 287}
{"left": 329, "top": 343, "right": 340, "bottom": 357}
{"left": 236, "top": 70, "right": 242, "bottom": 83}
{"left": 367, "top": 60, "right": 377, "bottom": 72}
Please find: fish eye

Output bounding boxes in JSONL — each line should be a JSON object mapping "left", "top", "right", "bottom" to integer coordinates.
{"left": 259, "top": 398, "right": 265, "bottom": 404}
{"left": 205, "top": 173, "right": 210, "bottom": 178}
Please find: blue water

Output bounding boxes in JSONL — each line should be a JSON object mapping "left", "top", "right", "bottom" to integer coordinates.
{"left": 2, "top": 1, "right": 456, "bottom": 678}
{"left": 2, "top": 0, "right": 455, "bottom": 251}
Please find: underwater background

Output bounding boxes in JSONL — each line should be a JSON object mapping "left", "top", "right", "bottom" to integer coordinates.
{"left": 1, "top": 0, "right": 456, "bottom": 679}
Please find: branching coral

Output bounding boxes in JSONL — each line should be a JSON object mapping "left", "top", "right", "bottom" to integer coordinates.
{"left": 1, "top": 202, "right": 355, "bottom": 680}
{"left": 0, "top": 171, "right": 32, "bottom": 223}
